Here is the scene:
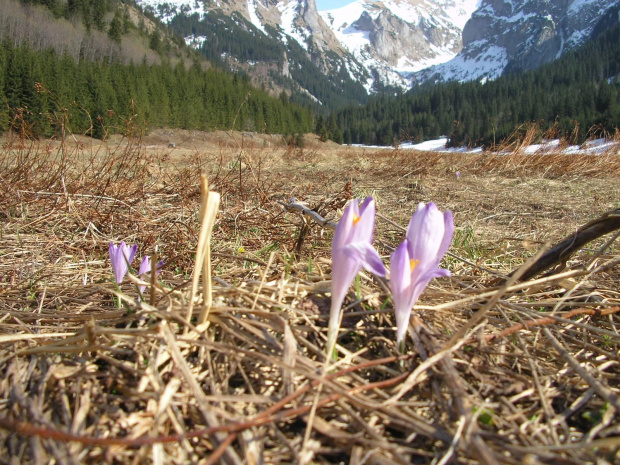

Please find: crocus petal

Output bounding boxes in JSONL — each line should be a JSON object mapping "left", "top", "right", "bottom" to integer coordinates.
{"left": 109, "top": 241, "right": 137, "bottom": 284}
{"left": 127, "top": 244, "right": 138, "bottom": 265}
{"left": 390, "top": 240, "right": 415, "bottom": 345}
{"left": 330, "top": 251, "right": 362, "bottom": 317}
{"left": 409, "top": 267, "right": 450, "bottom": 310}
{"left": 389, "top": 203, "right": 454, "bottom": 349}
{"left": 328, "top": 196, "right": 384, "bottom": 358}
{"left": 138, "top": 255, "right": 151, "bottom": 277}
{"left": 331, "top": 197, "right": 380, "bottom": 309}
{"left": 332, "top": 199, "right": 359, "bottom": 253}
{"left": 141, "top": 256, "right": 152, "bottom": 274}
{"left": 407, "top": 203, "right": 446, "bottom": 267}
{"left": 137, "top": 256, "right": 151, "bottom": 298}
{"left": 439, "top": 209, "right": 455, "bottom": 259}
{"left": 351, "top": 196, "right": 375, "bottom": 244}
{"left": 342, "top": 241, "right": 387, "bottom": 277}
{"left": 137, "top": 256, "right": 164, "bottom": 300}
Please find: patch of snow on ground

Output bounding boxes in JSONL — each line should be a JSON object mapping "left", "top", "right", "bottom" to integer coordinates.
{"left": 353, "top": 138, "right": 482, "bottom": 153}
{"left": 401, "top": 138, "right": 484, "bottom": 153}
{"left": 523, "top": 139, "right": 620, "bottom": 156}
{"left": 352, "top": 137, "right": 620, "bottom": 155}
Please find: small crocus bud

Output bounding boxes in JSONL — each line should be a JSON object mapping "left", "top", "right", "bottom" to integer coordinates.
{"left": 109, "top": 241, "right": 138, "bottom": 284}
{"left": 137, "top": 255, "right": 164, "bottom": 300}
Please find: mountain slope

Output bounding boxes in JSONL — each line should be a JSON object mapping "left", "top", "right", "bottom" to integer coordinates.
{"left": 412, "top": 0, "right": 620, "bottom": 83}
{"left": 320, "top": 0, "right": 481, "bottom": 88}
{"left": 135, "top": 0, "right": 482, "bottom": 102}
{"left": 336, "top": 19, "right": 620, "bottom": 147}
{"left": 136, "top": 0, "right": 620, "bottom": 101}
{"left": 137, "top": 0, "right": 373, "bottom": 108}
{"left": 0, "top": 0, "right": 315, "bottom": 137}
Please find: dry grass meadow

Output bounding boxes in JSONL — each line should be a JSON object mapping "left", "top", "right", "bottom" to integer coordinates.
{"left": 0, "top": 126, "right": 619, "bottom": 464}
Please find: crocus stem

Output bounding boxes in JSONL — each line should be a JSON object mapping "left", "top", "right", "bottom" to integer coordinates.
{"left": 113, "top": 281, "right": 122, "bottom": 309}
{"left": 326, "top": 301, "right": 342, "bottom": 362}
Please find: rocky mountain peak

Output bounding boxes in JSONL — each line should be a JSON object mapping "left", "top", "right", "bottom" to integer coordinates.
{"left": 320, "top": 0, "right": 480, "bottom": 88}
{"left": 414, "top": 0, "right": 620, "bottom": 83}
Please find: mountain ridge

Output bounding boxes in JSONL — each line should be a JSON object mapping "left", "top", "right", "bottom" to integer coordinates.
{"left": 136, "top": 0, "right": 620, "bottom": 105}
{"left": 412, "top": 0, "right": 620, "bottom": 83}
{"left": 136, "top": 0, "right": 480, "bottom": 99}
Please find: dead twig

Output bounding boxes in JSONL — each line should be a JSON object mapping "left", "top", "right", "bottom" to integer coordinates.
{"left": 512, "top": 208, "right": 620, "bottom": 282}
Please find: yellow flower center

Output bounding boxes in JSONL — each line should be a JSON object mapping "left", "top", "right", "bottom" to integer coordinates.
{"left": 410, "top": 259, "right": 419, "bottom": 272}
{"left": 353, "top": 214, "right": 361, "bottom": 225}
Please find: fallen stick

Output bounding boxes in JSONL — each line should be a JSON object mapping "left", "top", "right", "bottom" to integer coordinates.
{"left": 511, "top": 208, "right": 620, "bottom": 282}
{"left": 277, "top": 198, "right": 337, "bottom": 230}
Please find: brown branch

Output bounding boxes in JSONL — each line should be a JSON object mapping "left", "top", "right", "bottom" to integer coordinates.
{"left": 277, "top": 199, "right": 337, "bottom": 230}
{"left": 486, "top": 306, "right": 620, "bottom": 342}
{"left": 512, "top": 208, "right": 620, "bottom": 282}
{"left": 205, "top": 432, "right": 238, "bottom": 465}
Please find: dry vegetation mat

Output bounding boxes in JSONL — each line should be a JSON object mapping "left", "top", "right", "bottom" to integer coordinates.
{"left": 0, "top": 132, "right": 619, "bottom": 464}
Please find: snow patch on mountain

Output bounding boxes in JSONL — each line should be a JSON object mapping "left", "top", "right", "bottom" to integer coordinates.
{"left": 425, "top": 44, "right": 508, "bottom": 82}
{"left": 135, "top": 0, "right": 618, "bottom": 93}
{"left": 321, "top": 3, "right": 371, "bottom": 57}
{"left": 397, "top": 44, "right": 457, "bottom": 73}
{"left": 278, "top": 2, "right": 309, "bottom": 50}
{"left": 320, "top": 0, "right": 482, "bottom": 85}
{"left": 443, "top": 0, "right": 482, "bottom": 28}
{"left": 412, "top": 0, "right": 620, "bottom": 85}
{"left": 137, "top": 0, "right": 204, "bottom": 22}
{"left": 185, "top": 35, "right": 208, "bottom": 48}
{"left": 247, "top": 0, "right": 266, "bottom": 34}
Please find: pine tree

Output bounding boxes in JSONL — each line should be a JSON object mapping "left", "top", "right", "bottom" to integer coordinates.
{"left": 108, "top": 11, "right": 123, "bottom": 43}
{"left": 327, "top": 112, "right": 343, "bottom": 144}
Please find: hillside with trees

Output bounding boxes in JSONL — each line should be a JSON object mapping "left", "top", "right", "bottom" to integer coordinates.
{"left": 166, "top": 10, "right": 369, "bottom": 111}
{"left": 0, "top": 0, "right": 313, "bottom": 138}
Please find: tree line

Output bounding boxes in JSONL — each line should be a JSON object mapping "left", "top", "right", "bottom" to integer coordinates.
{"left": 0, "top": 39, "right": 314, "bottom": 138}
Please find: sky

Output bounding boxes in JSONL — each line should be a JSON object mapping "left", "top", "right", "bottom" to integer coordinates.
{"left": 315, "top": 1, "right": 355, "bottom": 11}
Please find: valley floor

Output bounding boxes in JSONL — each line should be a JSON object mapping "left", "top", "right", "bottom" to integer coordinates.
{"left": 0, "top": 131, "right": 619, "bottom": 463}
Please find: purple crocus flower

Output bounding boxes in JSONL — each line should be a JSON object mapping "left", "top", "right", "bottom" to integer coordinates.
{"left": 456, "top": 171, "right": 461, "bottom": 179}
{"left": 327, "top": 197, "right": 387, "bottom": 356}
{"left": 390, "top": 202, "right": 454, "bottom": 349}
{"left": 137, "top": 255, "right": 164, "bottom": 300}
{"left": 109, "top": 241, "right": 138, "bottom": 284}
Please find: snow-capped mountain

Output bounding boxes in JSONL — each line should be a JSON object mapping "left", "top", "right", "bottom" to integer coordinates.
{"left": 135, "top": 0, "right": 481, "bottom": 97}
{"left": 136, "top": 0, "right": 374, "bottom": 103}
{"left": 412, "top": 0, "right": 620, "bottom": 83}
{"left": 135, "top": 0, "right": 620, "bottom": 102}
{"left": 320, "top": 0, "right": 481, "bottom": 88}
